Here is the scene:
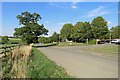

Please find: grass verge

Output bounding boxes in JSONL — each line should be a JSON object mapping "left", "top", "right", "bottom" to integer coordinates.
{"left": 86, "top": 44, "right": 118, "bottom": 54}
{"left": 81, "top": 44, "right": 118, "bottom": 57}
{"left": 27, "top": 48, "right": 71, "bottom": 78}
{"left": 57, "top": 42, "right": 90, "bottom": 47}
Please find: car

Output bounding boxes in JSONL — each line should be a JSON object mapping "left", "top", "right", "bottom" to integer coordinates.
{"left": 111, "top": 39, "right": 120, "bottom": 44}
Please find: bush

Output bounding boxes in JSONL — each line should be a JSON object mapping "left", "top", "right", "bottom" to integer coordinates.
{"left": 1, "top": 36, "right": 9, "bottom": 44}
{"left": 38, "top": 37, "right": 52, "bottom": 44}
{"left": 88, "top": 39, "right": 96, "bottom": 44}
{"left": 10, "top": 42, "right": 19, "bottom": 44}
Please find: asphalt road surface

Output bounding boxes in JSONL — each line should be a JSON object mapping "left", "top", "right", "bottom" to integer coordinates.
{"left": 38, "top": 46, "right": 118, "bottom": 78}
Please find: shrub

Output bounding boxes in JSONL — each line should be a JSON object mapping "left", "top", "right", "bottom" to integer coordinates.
{"left": 10, "top": 42, "right": 19, "bottom": 44}
{"left": 88, "top": 39, "right": 96, "bottom": 44}
{"left": 1, "top": 36, "right": 9, "bottom": 44}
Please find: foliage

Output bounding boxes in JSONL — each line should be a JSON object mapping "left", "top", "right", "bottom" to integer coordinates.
{"left": 71, "top": 22, "right": 84, "bottom": 42}
{"left": 50, "top": 32, "right": 59, "bottom": 42}
{"left": 1, "top": 36, "right": 9, "bottom": 44}
{"left": 60, "top": 17, "right": 109, "bottom": 43}
{"left": 83, "top": 22, "right": 93, "bottom": 39}
{"left": 14, "top": 11, "right": 48, "bottom": 44}
{"left": 60, "top": 24, "right": 73, "bottom": 41}
{"left": 71, "top": 22, "right": 92, "bottom": 42}
{"left": 38, "top": 36, "right": 51, "bottom": 43}
{"left": 88, "top": 39, "right": 96, "bottom": 44}
{"left": 16, "top": 12, "right": 42, "bottom": 25}
{"left": 110, "top": 26, "right": 120, "bottom": 39}
{"left": 91, "top": 16, "right": 109, "bottom": 39}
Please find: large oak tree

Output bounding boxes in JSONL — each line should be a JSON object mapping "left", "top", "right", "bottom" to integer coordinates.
{"left": 14, "top": 12, "right": 48, "bottom": 44}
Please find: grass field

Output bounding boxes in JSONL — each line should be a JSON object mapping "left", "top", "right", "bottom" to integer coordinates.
{"left": 58, "top": 42, "right": 90, "bottom": 47}
{"left": 0, "top": 38, "right": 25, "bottom": 44}
{"left": 8, "top": 38, "right": 25, "bottom": 44}
{"left": 81, "top": 44, "right": 119, "bottom": 57}
{"left": 87, "top": 44, "right": 118, "bottom": 54}
{"left": 27, "top": 48, "right": 71, "bottom": 78}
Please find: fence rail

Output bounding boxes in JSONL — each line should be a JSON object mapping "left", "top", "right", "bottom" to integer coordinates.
{"left": 0, "top": 44, "right": 21, "bottom": 58}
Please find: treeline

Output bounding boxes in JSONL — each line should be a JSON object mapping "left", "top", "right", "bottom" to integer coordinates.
{"left": 0, "top": 36, "right": 25, "bottom": 44}
{"left": 39, "top": 16, "right": 120, "bottom": 43}
{"left": 13, "top": 12, "right": 119, "bottom": 44}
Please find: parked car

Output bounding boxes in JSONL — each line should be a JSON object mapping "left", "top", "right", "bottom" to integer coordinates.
{"left": 111, "top": 39, "right": 120, "bottom": 44}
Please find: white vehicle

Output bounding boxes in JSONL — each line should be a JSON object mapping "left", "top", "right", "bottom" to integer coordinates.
{"left": 111, "top": 39, "right": 120, "bottom": 44}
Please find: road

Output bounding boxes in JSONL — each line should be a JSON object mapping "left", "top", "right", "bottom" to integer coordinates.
{"left": 38, "top": 46, "right": 118, "bottom": 78}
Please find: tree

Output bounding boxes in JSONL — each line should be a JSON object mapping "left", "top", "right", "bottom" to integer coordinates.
{"left": 38, "top": 37, "right": 47, "bottom": 43}
{"left": 91, "top": 16, "right": 109, "bottom": 39}
{"left": 2, "top": 36, "right": 9, "bottom": 44}
{"left": 14, "top": 12, "right": 48, "bottom": 44}
{"left": 60, "top": 23, "right": 73, "bottom": 41}
{"left": 38, "top": 36, "right": 51, "bottom": 43}
{"left": 110, "top": 26, "right": 120, "bottom": 39}
{"left": 51, "top": 32, "right": 59, "bottom": 42}
{"left": 83, "top": 22, "right": 93, "bottom": 44}
{"left": 71, "top": 22, "right": 84, "bottom": 42}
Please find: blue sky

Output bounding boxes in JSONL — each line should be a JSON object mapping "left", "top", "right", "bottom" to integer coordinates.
{"left": 1, "top": 2, "right": 118, "bottom": 36}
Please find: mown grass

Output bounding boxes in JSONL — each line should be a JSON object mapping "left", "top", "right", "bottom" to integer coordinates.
{"left": 81, "top": 44, "right": 119, "bottom": 57}
{"left": 57, "top": 42, "right": 90, "bottom": 47}
{"left": 27, "top": 48, "right": 71, "bottom": 78}
{"left": 8, "top": 38, "right": 25, "bottom": 44}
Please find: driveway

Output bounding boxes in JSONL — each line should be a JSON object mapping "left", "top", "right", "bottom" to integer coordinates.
{"left": 38, "top": 46, "right": 118, "bottom": 78}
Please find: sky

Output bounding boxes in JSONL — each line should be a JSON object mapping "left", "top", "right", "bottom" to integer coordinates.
{"left": 1, "top": 0, "right": 119, "bottom": 2}
{"left": 1, "top": 2, "right": 118, "bottom": 37}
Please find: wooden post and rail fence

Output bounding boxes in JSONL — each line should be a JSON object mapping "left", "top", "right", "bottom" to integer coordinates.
{"left": 0, "top": 44, "right": 21, "bottom": 58}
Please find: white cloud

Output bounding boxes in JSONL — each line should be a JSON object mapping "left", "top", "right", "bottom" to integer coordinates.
{"left": 84, "top": 6, "right": 108, "bottom": 18}
{"left": 108, "top": 21, "right": 111, "bottom": 24}
{"left": 49, "top": 2, "right": 78, "bottom": 9}
{"left": 71, "top": 2, "right": 78, "bottom": 9}
{"left": 71, "top": 5, "right": 77, "bottom": 9}
{"left": 45, "top": 21, "right": 50, "bottom": 24}
{"left": 107, "top": 21, "right": 112, "bottom": 27}
{"left": 49, "top": 2, "right": 68, "bottom": 9}
{"left": 58, "top": 22, "right": 71, "bottom": 25}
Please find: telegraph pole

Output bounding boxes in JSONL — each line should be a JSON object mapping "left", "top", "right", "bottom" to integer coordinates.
{"left": 59, "top": 34, "right": 60, "bottom": 46}
{"left": 110, "top": 31, "right": 111, "bottom": 44}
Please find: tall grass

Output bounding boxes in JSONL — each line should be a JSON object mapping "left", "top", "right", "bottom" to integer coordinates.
{"left": 1, "top": 45, "right": 32, "bottom": 78}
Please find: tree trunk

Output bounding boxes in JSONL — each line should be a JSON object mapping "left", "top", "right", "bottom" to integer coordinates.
{"left": 86, "top": 38, "right": 88, "bottom": 44}
{"left": 96, "top": 39, "right": 98, "bottom": 45}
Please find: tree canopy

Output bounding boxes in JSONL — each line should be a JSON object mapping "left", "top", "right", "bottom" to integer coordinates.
{"left": 71, "top": 22, "right": 84, "bottom": 42}
{"left": 14, "top": 11, "right": 48, "bottom": 44}
{"left": 110, "top": 26, "right": 120, "bottom": 39}
{"left": 91, "top": 16, "right": 109, "bottom": 39}
{"left": 60, "top": 16, "right": 110, "bottom": 43}
{"left": 50, "top": 32, "right": 59, "bottom": 42}
{"left": 60, "top": 23, "right": 73, "bottom": 41}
